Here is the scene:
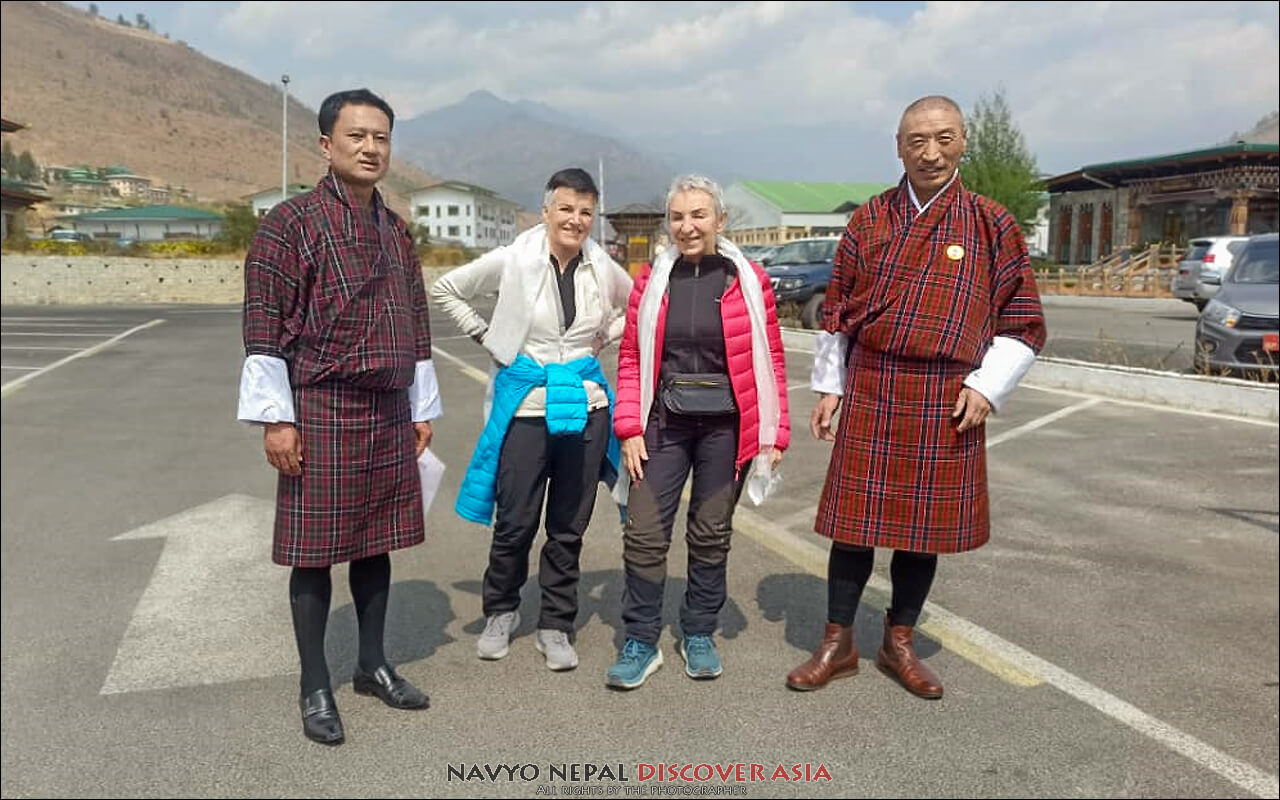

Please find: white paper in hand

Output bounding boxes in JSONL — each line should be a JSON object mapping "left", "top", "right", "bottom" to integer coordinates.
{"left": 417, "top": 448, "right": 446, "bottom": 518}
{"left": 745, "top": 453, "right": 781, "bottom": 506}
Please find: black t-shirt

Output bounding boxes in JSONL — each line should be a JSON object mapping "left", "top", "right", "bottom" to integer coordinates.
{"left": 661, "top": 253, "right": 731, "bottom": 377}
{"left": 549, "top": 252, "right": 583, "bottom": 330}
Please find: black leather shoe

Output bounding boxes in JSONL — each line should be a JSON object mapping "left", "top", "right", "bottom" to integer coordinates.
{"left": 353, "top": 665, "right": 429, "bottom": 710}
{"left": 299, "top": 688, "right": 345, "bottom": 745}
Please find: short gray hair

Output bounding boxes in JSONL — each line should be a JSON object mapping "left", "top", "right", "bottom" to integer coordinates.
{"left": 665, "top": 174, "right": 725, "bottom": 218}
{"left": 898, "top": 95, "right": 966, "bottom": 136}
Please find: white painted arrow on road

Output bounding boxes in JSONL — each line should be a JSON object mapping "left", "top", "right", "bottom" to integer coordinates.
{"left": 102, "top": 494, "right": 295, "bottom": 695}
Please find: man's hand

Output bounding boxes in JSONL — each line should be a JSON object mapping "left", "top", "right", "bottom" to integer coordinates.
{"left": 952, "top": 387, "right": 991, "bottom": 433}
{"left": 621, "top": 436, "right": 648, "bottom": 482}
{"left": 810, "top": 394, "right": 841, "bottom": 441}
{"left": 264, "top": 422, "right": 303, "bottom": 476}
{"left": 414, "top": 421, "right": 433, "bottom": 458}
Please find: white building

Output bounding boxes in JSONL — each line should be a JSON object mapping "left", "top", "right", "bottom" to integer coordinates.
{"left": 105, "top": 172, "right": 152, "bottom": 198}
{"left": 244, "top": 184, "right": 313, "bottom": 218}
{"left": 62, "top": 204, "right": 223, "bottom": 241}
{"left": 723, "top": 181, "right": 893, "bottom": 246}
{"left": 1027, "top": 192, "right": 1050, "bottom": 258}
{"left": 409, "top": 180, "right": 520, "bottom": 249}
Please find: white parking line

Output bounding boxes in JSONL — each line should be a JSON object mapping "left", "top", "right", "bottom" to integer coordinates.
{"left": 1, "top": 321, "right": 137, "bottom": 328}
{"left": 1, "top": 319, "right": 166, "bottom": 398}
{"left": 987, "top": 398, "right": 1103, "bottom": 448}
{"left": 1021, "top": 383, "right": 1278, "bottom": 428}
{"left": 773, "top": 506, "right": 819, "bottom": 532}
{"left": 779, "top": 335, "right": 1276, "bottom": 428}
{"left": 437, "top": 349, "right": 1278, "bottom": 799}
{"left": 430, "top": 345, "right": 489, "bottom": 383}
{"left": 732, "top": 506, "right": 1279, "bottom": 799}
{"left": 0, "top": 331, "right": 117, "bottom": 338}
{"left": 1, "top": 365, "right": 41, "bottom": 371}
{"left": 0, "top": 317, "right": 121, "bottom": 323}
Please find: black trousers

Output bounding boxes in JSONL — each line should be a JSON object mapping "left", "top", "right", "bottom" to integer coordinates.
{"left": 621, "top": 411, "right": 740, "bottom": 644}
{"left": 482, "top": 408, "right": 611, "bottom": 632}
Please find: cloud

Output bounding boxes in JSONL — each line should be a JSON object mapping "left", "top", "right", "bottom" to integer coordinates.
{"left": 79, "top": 0, "right": 1279, "bottom": 175}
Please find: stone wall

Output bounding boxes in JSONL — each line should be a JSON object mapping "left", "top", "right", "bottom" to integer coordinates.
{"left": 1, "top": 255, "right": 244, "bottom": 305}
{"left": 1, "top": 255, "right": 456, "bottom": 305}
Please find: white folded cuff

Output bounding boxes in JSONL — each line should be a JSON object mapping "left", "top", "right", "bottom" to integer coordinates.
{"left": 237, "top": 354, "right": 295, "bottom": 423}
{"left": 810, "top": 331, "right": 848, "bottom": 395}
{"left": 409, "top": 359, "right": 443, "bottom": 421}
{"left": 962, "top": 336, "right": 1037, "bottom": 413}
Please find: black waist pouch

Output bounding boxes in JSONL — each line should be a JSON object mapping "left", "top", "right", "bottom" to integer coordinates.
{"left": 660, "top": 372, "right": 737, "bottom": 416}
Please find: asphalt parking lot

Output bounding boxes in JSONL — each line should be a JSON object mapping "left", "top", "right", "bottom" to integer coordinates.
{"left": 1, "top": 302, "right": 1276, "bottom": 799}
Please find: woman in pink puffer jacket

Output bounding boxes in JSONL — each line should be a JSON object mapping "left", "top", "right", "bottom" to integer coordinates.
{"left": 606, "top": 174, "right": 790, "bottom": 690}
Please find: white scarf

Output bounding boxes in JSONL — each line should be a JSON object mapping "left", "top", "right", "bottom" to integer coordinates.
{"left": 635, "top": 236, "right": 780, "bottom": 448}
{"left": 483, "top": 224, "right": 621, "bottom": 366}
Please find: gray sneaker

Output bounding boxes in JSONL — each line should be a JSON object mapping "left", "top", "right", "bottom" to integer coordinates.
{"left": 535, "top": 629, "right": 579, "bottom": 671}
{"left": 477, "top": 611, "right": 520, "bottom": 660}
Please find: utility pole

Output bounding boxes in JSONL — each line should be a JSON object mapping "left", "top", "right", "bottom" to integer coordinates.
{"left": 597, "top": 156, "right": 605, "bottom": 243}
{"left": 281, "top": 74, "right": 290, "bottom": 206}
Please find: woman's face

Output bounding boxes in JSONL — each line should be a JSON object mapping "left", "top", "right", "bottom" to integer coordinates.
{"left": 668, "top": 189, "right": 725, "bottom": 260}
{"left": 542, "top": 187, "right": 596, "bottom": 256}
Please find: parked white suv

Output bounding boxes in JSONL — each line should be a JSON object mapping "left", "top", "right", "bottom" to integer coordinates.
{"left": 1171, "top": 235, "right": 1249, "bottom": 311}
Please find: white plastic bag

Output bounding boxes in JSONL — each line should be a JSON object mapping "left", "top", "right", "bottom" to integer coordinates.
{"left": 745, "top": 452, "right": 781, "bottom": 506}
{"left": 417, "top": 448, "right": 446, "bottom": 518}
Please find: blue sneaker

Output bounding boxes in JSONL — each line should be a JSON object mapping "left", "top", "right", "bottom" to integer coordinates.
{"left": 606, "top": 639, "right": 663, "bottom": 689}
{"left": 679, "top": 634, "right": 723, "bottom": 679}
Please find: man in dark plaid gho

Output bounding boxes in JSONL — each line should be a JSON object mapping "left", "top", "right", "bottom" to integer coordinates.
{"left": 787, "top": 96, "right": 1046, "bottom": 699}
{"left": 238, "top": 88, "right": 441, "bottom": 745}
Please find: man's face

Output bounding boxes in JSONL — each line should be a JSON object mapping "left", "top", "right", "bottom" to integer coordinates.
{"left": 320, "top": 103, "right": 391, "bottom": 189}
{"left": 542, "top": 187, "right": 596, "bottom": 254}
{"left": 896, "top": 104, "right": 966, "bottom": 199}
{"left": 668, "top": 189, "right": 724, "bottom": 259}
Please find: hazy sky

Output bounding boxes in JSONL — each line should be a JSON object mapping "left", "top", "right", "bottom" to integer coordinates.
{"left": 69, "top": 1, "right": 1279, "bottom": 181}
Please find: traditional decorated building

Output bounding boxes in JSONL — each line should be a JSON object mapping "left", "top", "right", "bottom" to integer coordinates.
{"left": 1045, "top": 143, "right": 1278, "bottom": 265}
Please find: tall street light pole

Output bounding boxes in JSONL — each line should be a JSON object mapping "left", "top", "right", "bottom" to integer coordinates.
{"left": 281, "top": 74, "right": 290, "bottom": 206}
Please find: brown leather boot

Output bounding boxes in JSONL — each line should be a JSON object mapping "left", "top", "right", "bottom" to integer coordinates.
{"left": 876, "top": 618, "right": 943, "bottom": 699}
{"left": 786, "top": 623, "right": 859, "bottom": 691}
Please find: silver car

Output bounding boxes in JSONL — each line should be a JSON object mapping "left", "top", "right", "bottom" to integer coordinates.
{"left": 1194, "top": 233, "right": 1279, "bottom": 378}
{"left": 1171, "top": 235, "right": 1249, "bottom": 310}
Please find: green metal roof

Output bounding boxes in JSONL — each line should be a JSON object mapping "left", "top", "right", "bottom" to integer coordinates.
{"left": 1080, "top": 143, "right": 1278, "bottom": 173}
{"left": 1, "top": 177, "right": 49, "bottom": 201}
{"left": 67, "top": 204, "right": 222, "bottom": 221}
{"left": 741, "top": 181, "right": 893, "bottom": 213}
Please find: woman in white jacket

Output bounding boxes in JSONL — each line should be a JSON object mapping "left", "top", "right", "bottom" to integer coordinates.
{"left": 431, "top": 168, "right": 632, "bottom": 672}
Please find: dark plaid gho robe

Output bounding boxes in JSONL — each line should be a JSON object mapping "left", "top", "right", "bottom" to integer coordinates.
{"left": 243, "top": 172, "right": 433, "bottom": 567}
{"left": 815, "top": 176, "right": 1046, "bottom": 553}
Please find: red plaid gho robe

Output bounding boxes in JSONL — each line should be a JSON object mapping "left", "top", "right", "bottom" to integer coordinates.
{"left": 243, "top": 172, "right": 433, "bottom": 567}
{"left": 814, "top": 176, "right": 1046, "bottom": 553}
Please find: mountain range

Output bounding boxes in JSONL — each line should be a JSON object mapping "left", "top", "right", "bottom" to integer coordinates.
{"left": 394, "top": 90, "right": 676, "bottom": 212}
{"left": 2, "top": 1, "right": 1275, "bottom": 219}
{"left": 391, "top": 90, "right": 918, "bottom": 212}
{"left": 0, "top": 0, "right": 435, "bottom": 215}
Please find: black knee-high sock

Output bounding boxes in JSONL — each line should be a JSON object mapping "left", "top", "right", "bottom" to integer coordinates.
{"left": 289, "top": 566, "right": 333, "bottom": 696}
{"left": 349, "top": 554, "right": 391, "bottom": 674}
{"left": 888, "top": 550, "right": 938, "bottom": 627}
{"left": 827, "top": 544, "right": 874, "bottom": 626}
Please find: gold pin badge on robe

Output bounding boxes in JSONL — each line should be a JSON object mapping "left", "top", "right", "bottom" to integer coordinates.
{"left": 945, "top": 244, "right": 964, "bottom": 261}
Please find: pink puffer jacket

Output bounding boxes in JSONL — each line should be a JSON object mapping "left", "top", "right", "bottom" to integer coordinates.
{"left": 614, "top": 260, "right": 791, "bottom": 470}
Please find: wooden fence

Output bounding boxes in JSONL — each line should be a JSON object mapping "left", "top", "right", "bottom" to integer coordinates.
{"left": 1034, "top": 244, "right": 1184, "bottom": 298}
